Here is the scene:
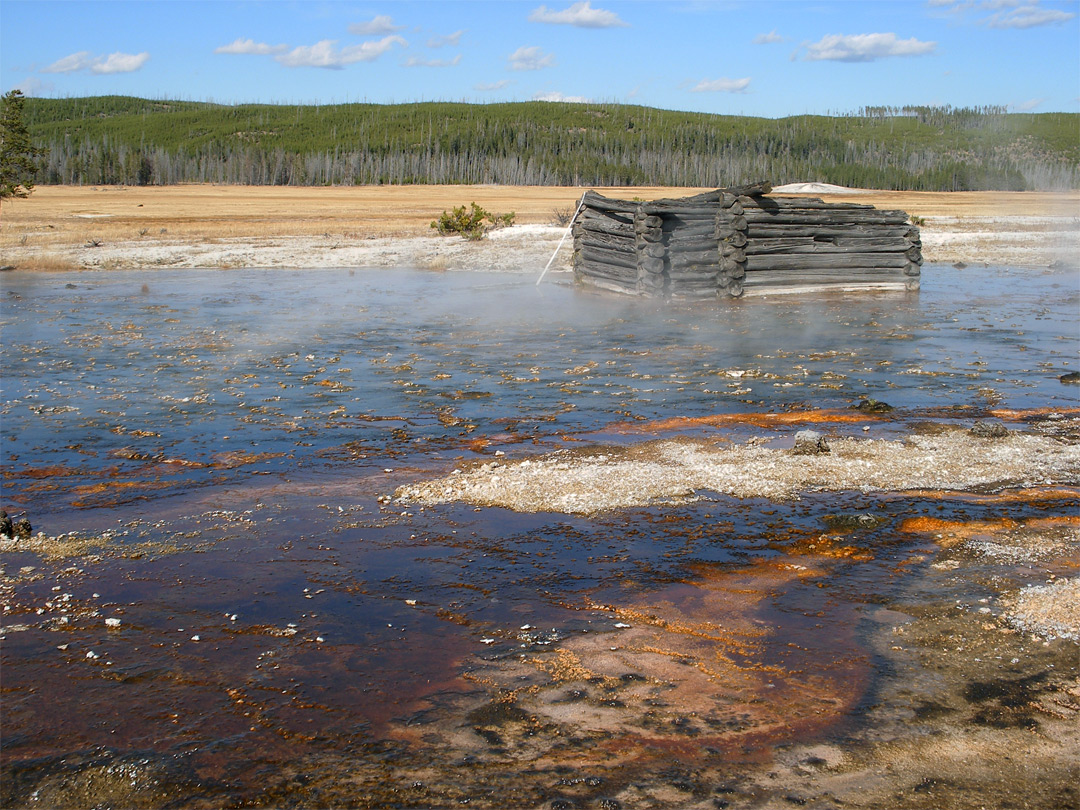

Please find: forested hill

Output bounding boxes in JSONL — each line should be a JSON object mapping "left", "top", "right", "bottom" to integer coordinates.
{"left": 23, "top": 96, "right": 1080, "bottom": 191}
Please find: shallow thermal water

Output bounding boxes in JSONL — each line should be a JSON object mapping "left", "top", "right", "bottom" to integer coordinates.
{"left": 1, "top": 264, "right": 1078, "bottom": 809}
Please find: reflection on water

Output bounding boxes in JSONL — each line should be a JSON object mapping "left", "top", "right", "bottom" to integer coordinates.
{"left": 1, "top": 265, "right": 1077, "bottom": 808}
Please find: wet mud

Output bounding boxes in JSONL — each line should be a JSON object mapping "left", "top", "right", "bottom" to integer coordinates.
{"left": 1, "top": 264, "right": 1078, "bottom": 808}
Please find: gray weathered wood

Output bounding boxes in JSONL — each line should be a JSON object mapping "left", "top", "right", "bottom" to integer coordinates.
{"left": 578, "top": 209, "right": 632, "bottom": 227}
{"left": 743, "top": 267, "right": 908, "bottom": 282}
{"left": 663, "top": 220, "right": 717, "bottom": 237}
{"left": 742, "top": 197, "right": 874, "bottom": 210}
{"left": 666, "top": 237, "right": 720, "bottom": 255}
{"left": 575, "top": 218, "right": 635, "bottom": 239}
{"left": 583, "top": 274, "right": 639, "bottom": 290}
{"left": 574, "top": 186, "right": 921, "bottom": 299}
{"left": 716, "top": 182, "right": 771, "bottom": 204}
{"left": 577, "top": 233, "right": 637, "bottom": 255}
{"left": 742, "top": 210, "right": 910, "bottom": 225}
{"left": 744, "top": 236, "right": 917, "bottom": 255}
{"left": 721, "top": 245, "right": 746, "bottom": 263}
{"left": 745, "top": 253, "right": 911, "bottom": 271}
{"left": 746, "top": 224, "right": 919, "bottom": 239}
{"left": 634, "top": 214, "right": 663, "bottom": 230}
{"left": 639, "top": 256, "right": 666, "bottom": 274}
{"left": 668, "top": 270, "right": 719, "bottom": 283}
{"left": 578, "top": 276, "right": 644, "bottom": 295}
{"left": 636, "top": 231, "right": 664, "bottom": 244}
{"left": 667, "top": 258, "right": 719, "bottom": 274}
{"left": 578, "top": 246, "right": 638, "bottom": 271}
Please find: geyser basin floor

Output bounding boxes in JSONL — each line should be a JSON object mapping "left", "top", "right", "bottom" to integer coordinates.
{"left": 1, "top": 265, "right": 1078, "bottom": 809}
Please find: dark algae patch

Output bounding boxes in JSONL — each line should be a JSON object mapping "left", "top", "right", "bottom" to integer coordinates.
{"left": 1, "top": 265, "right": 1078, "bottom": 808}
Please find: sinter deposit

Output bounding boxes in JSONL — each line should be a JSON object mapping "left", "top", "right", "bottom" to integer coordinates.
{"left": 395, "top": 427, "right": 1080, "bottom": 514}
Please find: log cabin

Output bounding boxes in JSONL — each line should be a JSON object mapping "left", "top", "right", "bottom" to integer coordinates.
{"left": 572, "top": 183, "right": 922, "bottom": 298}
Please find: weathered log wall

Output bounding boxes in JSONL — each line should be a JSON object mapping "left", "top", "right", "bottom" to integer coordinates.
{"left": 572, "top": 186, "right": 922, "bottom": 298}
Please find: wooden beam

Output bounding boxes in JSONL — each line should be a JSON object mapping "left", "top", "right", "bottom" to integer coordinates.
{"left": 577, "top": 247, "right": 638, "bottom": 270}
{"left": 744, "top": 236, "right": 919, "bottom": 255}
{"left": 746, "top": 224, "right": 919, "bottom": 239}
{"left": 577, "top": 234, "right": 637, "bottom": 255}
{"left": 743, "top": 267, "right": 908, "bottom": 282}
{"left": 742, "top": 210, "right": 911, "bottom": 226}
{"left": 745, "top": 253, "right": 911, "bottom": 271}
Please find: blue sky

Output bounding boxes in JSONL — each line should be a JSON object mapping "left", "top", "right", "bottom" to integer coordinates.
{"left": 2, "top": 0, "right": 1077, "bottom": 117}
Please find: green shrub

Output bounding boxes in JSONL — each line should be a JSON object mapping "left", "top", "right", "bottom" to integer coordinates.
{"left": 431, "top": 202, "right": 514, "bottom": 240}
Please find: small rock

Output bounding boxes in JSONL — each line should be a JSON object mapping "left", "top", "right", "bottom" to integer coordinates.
{"left": 13, "top": 519, "right": 32, "bottom": 540}
{"left": 824, "top": 513, "right": 887, "bottom": 531}
{"left": 855, "top": 398, "right": 893, "bottom": 414}
{"left": 793, "top": 430, "right": 830, "bottom": 455}
{"left": 105, "top": 618, "right": 122, "bottom": 628}
{"left": 1059, "top": 371, "right": 1080, "bottom": 385}
{"left": 953, "top": 262, "right": 968, "bottom": 269}
{"left": 0, "top": 511, "right": 12, "bottom": 539}
{"left": 969, "top": 421, "right": 1008, "bottom": 439}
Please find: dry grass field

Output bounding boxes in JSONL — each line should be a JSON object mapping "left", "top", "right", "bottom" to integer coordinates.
{"left": 1, "top": 184, "right": 1077, "bottom": 271}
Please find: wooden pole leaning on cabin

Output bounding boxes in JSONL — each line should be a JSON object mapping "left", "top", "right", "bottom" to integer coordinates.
{"left": 715, "top": 193, "right": 748, "bottom": 298}
{"left": 537, "top": 191, "right": 588, "bottom": 287}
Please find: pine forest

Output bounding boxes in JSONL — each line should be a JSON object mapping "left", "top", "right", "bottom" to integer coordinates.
{"left": 22, "top": 96, "right": 1080, "bottom": 191}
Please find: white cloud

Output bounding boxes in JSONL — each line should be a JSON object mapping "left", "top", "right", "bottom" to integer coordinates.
{"left": 986, "top": 4, "right": 1076, "bottom": 28}
{"left": 404, "top": 54, "right": 462, "bottom": 67}
{"left": 92, "top": 52, "right": 150, "bottom": 74}
{"left": 43, "top": 50, "right": 149, "bottom": 74}
{"left": 428, "top": 30, "right": 465, "bottom": 48}
{"left": 10, "top": 77, "right": 54, "bottom": 96}
{"left": 529, "top": 1, "right": 628, "bottom": 28}
{"left": 690, "top": 77, "right": 751, "bottom": 93}
{"left": 215, "top": 38, "right": 288, "bottom": 55}
{"left": 508, "top": 45, "right": 555, "bottom": 70}
{"left": 43, "top": 51, "right": 94, "bottom": 73}
{"left": 801, "top": 33, "right": 937, "bottom": 62}
{"left": 753, "top": 29, "right": 785, "bottom": 44}
{"left": 348, "top": 15, "right": 406, "bottom": 36}
{"left": 275, "top": 36, "right": 406, "bottom": 69}
{"left": 1013, "top": 96, "right": 1046, "bottom": 110}
{"left": 929, "top": 0, "right": 1074, "bottom": 28}
{"left": 534, "top": 91, "right": 589, "bottom": 102}
{"left": 475, "top": 79, "right": 513, "bottom": 91}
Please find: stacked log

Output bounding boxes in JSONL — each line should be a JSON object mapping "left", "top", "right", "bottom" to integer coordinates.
{"left": 715, "top": 193, "right": 749, "bottom": 298}
{"left": 570, "top": 186, "right": 922, "bottom": 298}
{"left": 572, "top": 201, "right": 640, "bottom": 295}
{"left": 658, "top": 210, "right": 713, "bottom": 299}
{"left": 738, "top": 195, "right": 922, "bottom": 293}
{"left": 635, "top": 209, "right": 667, "bottom": 295}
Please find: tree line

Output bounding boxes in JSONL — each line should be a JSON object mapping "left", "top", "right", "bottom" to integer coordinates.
{"left": 21, "top": 96, "right": 1080, "bottom": 191}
